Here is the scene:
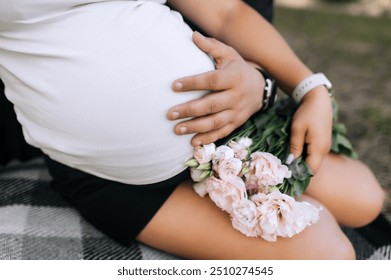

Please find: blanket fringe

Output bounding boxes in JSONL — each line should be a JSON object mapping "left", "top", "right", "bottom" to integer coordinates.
{"left": 367, "top": 245, "right": 391, "bottom": 260}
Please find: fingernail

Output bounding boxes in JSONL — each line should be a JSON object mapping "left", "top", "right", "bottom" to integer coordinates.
{"left": 194, "top": 140, "right": 202, "bottom": 146}
{"left": 171, "top": 111, "right": 179, "bottom": 120}
{"left": 285, "top": 154, "right": 295, "bottom": 165}
{"left": 173, "top": 81, "right": 183, "bottom": 91}
{"left": 179, "top": 127, "right": 187, "bottom": 134}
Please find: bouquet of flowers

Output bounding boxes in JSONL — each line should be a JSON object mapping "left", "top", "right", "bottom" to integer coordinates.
{"left": 185, "top": 97, "right": 356, "bottom": 242}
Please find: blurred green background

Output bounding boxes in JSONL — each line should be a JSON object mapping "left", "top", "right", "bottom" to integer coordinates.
{"left": 273, "top": 5, "right": 391, "bottom": 220}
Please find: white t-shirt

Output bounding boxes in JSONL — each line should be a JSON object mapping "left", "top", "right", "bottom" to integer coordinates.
{"left": 0, "top": 0, "right": 215, "bottom": 184}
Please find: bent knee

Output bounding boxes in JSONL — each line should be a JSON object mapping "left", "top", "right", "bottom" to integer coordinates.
{"left": 297, "top": 198, "right": 356, "bottom": 260}
{"left": 299, "top": 226, "right": 356, "bottom": 259}
{"left": 340, "top": 160, "right": 385, "bottom": 227}
{"left": 248, "top": 229, "right": 356, "bottom": 260}
{"left": 321, "top": 235, "right": 356, "bottom": 260}
{"left": 349, "top": 169, "right": 385, "bottom": 227}
{"left": 249, "top": 200, "right": 356, "bottom": 260}
{"left": 303, "top": 211, "right": 356, "bottom": 259}
{"left": 364, "top": 186, "right": 385, "bottom": 222}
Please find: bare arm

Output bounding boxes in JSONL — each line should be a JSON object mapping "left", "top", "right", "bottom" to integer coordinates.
{"left": 168, "top": 0, "right": 312, "bottom": 93}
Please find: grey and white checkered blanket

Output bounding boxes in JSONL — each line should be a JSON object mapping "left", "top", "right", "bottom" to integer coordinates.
{"left": 1, "top": 158, "right": 390, "bottom": 260}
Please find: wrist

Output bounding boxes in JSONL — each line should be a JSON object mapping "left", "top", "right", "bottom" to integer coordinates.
{"left": 302, "top": 85, "right": 331, "bottom": 102}
{"left": 292, "top": 73, "right": 333, "bottom": 104}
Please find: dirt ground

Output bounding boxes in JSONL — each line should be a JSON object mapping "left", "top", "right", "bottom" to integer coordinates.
{"left": 273, "top": 7, "right": 391, "bottom": 221}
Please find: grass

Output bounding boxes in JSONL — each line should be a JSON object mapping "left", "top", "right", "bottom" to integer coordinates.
{"left": 362, "top": 106, "right": 391, "bottom": 138}
{"left": 274, "top": 7, "right": 391, "bottom": 219}
{"left": 275, "top": 7, "right": 391, "bottom": 67}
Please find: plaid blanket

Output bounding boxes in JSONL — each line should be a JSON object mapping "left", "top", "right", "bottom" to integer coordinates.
{"left": 1, "top": 158, "right": 390, "bottom": 260}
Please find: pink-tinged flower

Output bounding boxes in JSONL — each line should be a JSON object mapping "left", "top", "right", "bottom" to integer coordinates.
{"left": 193, "top": 180, "right": 209, "bottom": 197}
{"left": 256, "top": 191, "right": 295, "bottom": 242}
{"left": 212, "top": 145, "right": 234, "bottom": 171}
{"left": 194, "top": 143, "right": 216, "bottom": 164}
{"left": 206, "top": 176, "right": 247, "bottom": 214}
{"left": 247, "top": 152, "right": 292, "bottom": 187}
{"left": 228, "top": 140, "right": 249, "bottom": 160}
{"left": 231, "top": 200, "right": 260, "bottom": 237}
{"left": 244, "top": 175, "right": 270, "bottom": 194}
{"left": 257, "top": 191, "right": 320, "bottom": 241}
{"left": 238, "top": 137, "right": 253, "bottom": 148}
{"left": 250, "top": 192, "right": 268, "bottom": 204}
{"left": 290, "top": 201, "right": 321, "bottom": 235}
{"left": 190, "top": 168, "right": 209, "bottom": 182}
{"left": 217, "top": 157, "right": 243, "bottom": 181}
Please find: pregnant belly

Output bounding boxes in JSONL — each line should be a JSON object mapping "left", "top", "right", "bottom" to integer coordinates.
{"left": 15, "top": 1, "right": 215, "bottom": 184}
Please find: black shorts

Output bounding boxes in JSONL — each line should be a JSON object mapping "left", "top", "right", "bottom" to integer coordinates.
{"left": 44, "top": 156, "right": 190, "bottom": 246}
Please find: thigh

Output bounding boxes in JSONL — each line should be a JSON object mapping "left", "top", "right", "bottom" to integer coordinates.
{"left": 137, "top": 180, "right": 355, "bottom": 260}
{"left": 306, "top": 153, "right": 385, "bottom": 227}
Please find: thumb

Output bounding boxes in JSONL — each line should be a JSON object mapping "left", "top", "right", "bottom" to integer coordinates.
{"left": 192, "top": 31, "right": 235, "bottom": 63}
{"left": 286, "top": 122, "right": 305, "bottom": 165}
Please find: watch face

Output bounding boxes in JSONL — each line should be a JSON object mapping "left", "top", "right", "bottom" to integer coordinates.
{"left": 262, "top": 79, "right": 277, "bottom": 110}
{"left": 257, "top": 68, "right": 277, "bottom": 110}
{"left": 265, "top": 79, "right": 273, "bottom": 94}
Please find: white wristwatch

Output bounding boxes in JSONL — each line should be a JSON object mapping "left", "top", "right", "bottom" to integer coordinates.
{"left": 292, "top": 73, "right": 333, "bottom": 104}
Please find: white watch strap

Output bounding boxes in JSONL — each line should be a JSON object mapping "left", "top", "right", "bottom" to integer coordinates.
{"left": 292, "top": 73, "right": 332, "bottom": 104}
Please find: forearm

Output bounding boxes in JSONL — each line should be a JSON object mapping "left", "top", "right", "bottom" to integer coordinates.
{"left": 169, "top": 0, "right": 312, "bottom": 94}
{"left": 218, "top": 4, "right": 312, "bottom": 93}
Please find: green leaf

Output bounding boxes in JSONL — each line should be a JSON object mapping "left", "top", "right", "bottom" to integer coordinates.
{"left": 289, "top": 157, "right": 313, "bottom": 181}
{"left": 336, "top": 133, "right": 353, "bottom": 150}
{"left": 266, "top": 134, "right": 278, "bottom": 148}
{"left": 253, "top": 111, "right": 275, "bottom": 131}
{"left": 230, "top": 96, "right": 357, "bottom": 199}
{"left": 291, "top": 177, "right": 311, "bottom": 197}
{"left": 337, "top": 145, "right": 359, "bottom": 160}
{"left": 331, "top": 132, "right": 339, "bottom": 152}
{"left": 197, "top": 163, "right": 212, "bottom": 170}
{"left": 333, "top": 123, "right": 347, "bottom": 135}
{"left": 200, "top": 170, "right": 211, "bottom": 180}
{"left": 331, "top": 97, "right": 339, "bottom": 122}
{"left": 184, "top": 158, "right": 199, "bottom": 167}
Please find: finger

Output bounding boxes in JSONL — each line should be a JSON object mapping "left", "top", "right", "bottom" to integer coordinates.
{"left": 191, "top": 123, "right": 237, "bottom": 146}
{"left": 192, "top": 31, "right": 236, "bottom": 62}
{"left": 304, "top": 146, "right": 324, "bottom": 175}
{"left": 174, "top": 110, "right": 233, "bottom": 135}
{"left": 172, "top": 67, "right": 236, "bottom": 92}
{"left": 167, "top": 91, "right": 233, "bottom": 120}
{"left": 287, "top": 121, "right": 306, "bottom": 164}
{"left": 305, "top": 138, "right": 331, "bottom": 174}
